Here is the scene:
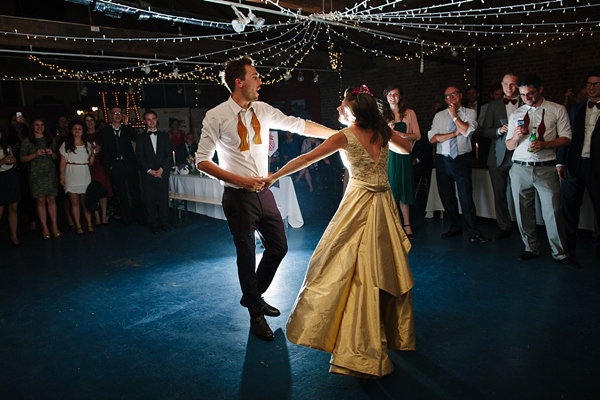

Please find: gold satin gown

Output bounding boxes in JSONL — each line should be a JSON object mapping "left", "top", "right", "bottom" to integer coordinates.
{"left": 285, "top": 128, "right": 415, "bottom": 378}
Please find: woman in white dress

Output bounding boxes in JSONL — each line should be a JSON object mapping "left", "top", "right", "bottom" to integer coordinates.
{"left": 262, "top": 85, "right": 415, "bottom": 378}
{"left": 59, "top": 120, "right": 95, "bottom": 235}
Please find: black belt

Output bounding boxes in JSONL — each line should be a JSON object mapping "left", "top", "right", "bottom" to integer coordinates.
{"left": 513, "top": 160, "right": 556, "bottom": 167}
{"left": 224, "top": 187, "right": 258, "bottom": 193}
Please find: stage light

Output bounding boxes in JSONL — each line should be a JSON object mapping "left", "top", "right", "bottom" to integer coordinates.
{"left": 297, "top": 71, "right": 304, "bottom": 82}
{"left": 283, "top": 70, "right": 292, "bottom": 81}
{"left": 313, "top": 71, "right": 319, "bottom": 83}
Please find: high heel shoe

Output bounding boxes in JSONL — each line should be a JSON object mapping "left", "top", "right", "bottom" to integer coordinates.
{"left": 76, "top": 227, "right": 84, "bottom": 235}
{"left": 87, "top": 225, "right": 95, "bottom": 234}
{"left": 403, "top": 224, "right": 415, "bottom": 240}
{"left": 52, "top": 231, "right": 61, "bottom": 238}
{"left": 42, "top": 232, "right": 51, "bottom": 240}
{"left": 10, "top": 237, "right": 22, "bottom": 247}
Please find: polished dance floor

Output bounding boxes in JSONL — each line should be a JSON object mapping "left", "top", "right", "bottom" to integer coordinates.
{"left": 1, "top": 189, "right": 599, "bottom": 400}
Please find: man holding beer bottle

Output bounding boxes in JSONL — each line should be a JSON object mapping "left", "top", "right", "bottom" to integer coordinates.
{"left": 505, "top": 74, "right": 577, "bottom": 267}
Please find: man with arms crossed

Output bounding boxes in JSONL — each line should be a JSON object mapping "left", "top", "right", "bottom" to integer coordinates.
{"left": 196, "top": 56, "right": 334, "bottom": 341}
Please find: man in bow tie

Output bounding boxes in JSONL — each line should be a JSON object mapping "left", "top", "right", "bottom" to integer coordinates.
{"left": 482, "top": 73, "right": 520, "bottom": 240}
{"left": 506, "top": 74, "right": 578, "bottom": 268}
{"left": 428, "top": 85, "right": 489, "bottom": 243}
{"left": 136, "top": 109, "right": 172, "bottom": 233}
{"left": 557, "top": 67, "right": 600, "bottom": 260}
{"left": 196, "top": 55, "right": 334, "bottom": 341}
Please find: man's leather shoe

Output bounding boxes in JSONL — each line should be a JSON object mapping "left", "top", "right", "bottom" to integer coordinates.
{"left": 470, "top": 235, "right": 490, "bottom": 243}
{"left": 240, "top": 296, "right": 280, "bottom": 317}
{"left": 496, "top": 229, "right": 512, "bottom": 240}
{"left": 559, "top": 257, "right": 580, "bottom": 269}
{"left": 250, "top": 315, "right": 274, "bottom": 341}
{"left": 441, "top": 230, "right": 462, "bottom": 238}
{"left": 160, "top": 224, "right": 171, "bottom": 232}
{"left": 518, "top": 251, "right": 539, "bottom": 261}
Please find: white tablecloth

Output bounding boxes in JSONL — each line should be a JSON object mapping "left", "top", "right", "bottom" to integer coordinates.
{"left": 169, "top": 175, "right": 304, "bottom": 228}
{"left": 425, "top": 167, "right": 594, "bottom": 231}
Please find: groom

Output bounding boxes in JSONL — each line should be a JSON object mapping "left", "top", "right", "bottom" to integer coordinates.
{"left": 196, "top": 56, "right": 333, "bottom": 341}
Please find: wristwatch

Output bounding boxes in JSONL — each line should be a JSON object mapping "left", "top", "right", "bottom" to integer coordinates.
{"left": 452, "top": 116, "right": 458, "bottom": 122}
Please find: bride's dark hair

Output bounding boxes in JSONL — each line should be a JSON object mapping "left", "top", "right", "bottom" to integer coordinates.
{"left": 344, "top": 86, "right": 392, "bottom": 145}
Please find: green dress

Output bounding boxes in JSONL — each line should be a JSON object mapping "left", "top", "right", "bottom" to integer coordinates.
{"left": 388, "top": 152, "right": 414, "bottom": 205}
{"left": 20, "top": 137, "right": 58, "bottom": 198}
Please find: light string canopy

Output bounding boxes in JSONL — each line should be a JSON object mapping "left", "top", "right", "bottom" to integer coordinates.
{"left": 0, "top": 0, "right": 597, "bottom": 84}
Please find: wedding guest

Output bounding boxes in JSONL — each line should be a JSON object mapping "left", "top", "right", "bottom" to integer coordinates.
{"left": 169, "top": 119, "right": 185, "bottom": 149}
{"left": 60, "top": 120, "right": 95, "bottom": 235}
{"left": 0, "top": 128, "right": 21, "bottom": 246}
{"left": 20, "top": 118, "right": 60, "bottom": 239}
{"left": 85, "top": 113, "right": 112, "bottom": 225}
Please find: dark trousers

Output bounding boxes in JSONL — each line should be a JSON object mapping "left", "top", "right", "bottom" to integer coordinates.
{"left": 562, "top": 158, "right": 600, "bottom": 250}
{"left": 436, "top": 153, "right": 481, "bottom": 237}
{"left": 222, "top": 188, "right": 287, "bottom": 318}
{"left": 141, "top": 173, "right": 169, "bottom": 228}
{"left": 111, "top": 161, "right": 143, "bottom": 224}
{"left": 488, "top": 158, "right": 513, "bottom": 231}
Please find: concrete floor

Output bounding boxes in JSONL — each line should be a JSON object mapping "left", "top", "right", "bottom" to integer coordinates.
{"left": 1, "top": 188, "right": 599, "bottom": 400}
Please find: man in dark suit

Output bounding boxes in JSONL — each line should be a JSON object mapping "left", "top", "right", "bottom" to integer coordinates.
{"left": 136, "top": 110, "right": 172, "bottom": 233}
{"left": 100, "top": 105, "right": 143, "bottom": 226}
{"left": 175, "top": 133, "right": 197, "bottom": 165}
{"left": 482, "top": 73, "right": 521, "bottom": 239}
{"left": 557, "top": 67, "right": 600, "bottom": 259}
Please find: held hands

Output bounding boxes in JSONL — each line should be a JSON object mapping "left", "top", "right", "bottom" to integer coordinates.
{"left": 260, "top": 176, "right": 276, "bottom": 190}
{"left": 239, "top": 176, "right": 266, "bottom": 191}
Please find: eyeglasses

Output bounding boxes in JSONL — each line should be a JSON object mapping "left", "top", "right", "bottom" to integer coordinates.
{"left": 519, "top": 90, "right": 538, "bottom": 98}
{"left": 586, "top": 82, "right": 600, "bottom": 88}
{"left": 444, "top": 91, "right": 460, "bottom": 99}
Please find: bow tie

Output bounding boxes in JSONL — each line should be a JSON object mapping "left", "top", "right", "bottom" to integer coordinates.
{"left": 149, "top": 131, "right": 157, "bottom": 135}
{"left": 504, "top": 98, "right": 517, "bottom": 105}
{"left": 588, "top": 101, "right": 600, "bottom": 109}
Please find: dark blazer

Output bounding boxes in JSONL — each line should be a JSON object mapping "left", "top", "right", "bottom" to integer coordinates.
{"left": 100, "top": 124, "right": 139, "bottom": 171}
{"left": 136, "top": 130, "right": 172, "bottom": 176}
{"left": 175, "top": 141, "right": 197, "bottom": 165}
{"left": 558, "top": 100, "right": 600, "bottom": 174}
{"left": 482, "top": 98, "right": 518, "bottom": 167}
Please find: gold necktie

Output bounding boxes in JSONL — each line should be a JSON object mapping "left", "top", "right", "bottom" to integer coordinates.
{"left": 237, "top": 110, "right": 262, "bottom": 151}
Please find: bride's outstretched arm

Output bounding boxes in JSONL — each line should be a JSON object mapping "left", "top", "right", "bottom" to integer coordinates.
{"left": 303, "top": 121, "right": 338, "bottom": 139}
{"left": 263, "top": 132, "right": 347, "bottom": 188}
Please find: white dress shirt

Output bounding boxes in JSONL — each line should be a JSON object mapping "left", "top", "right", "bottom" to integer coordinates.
{"left": 428, "top": 106, "right": 478, "bottom": 156}
{"left": 197, "top": 97, "right": 306, "bottom": 187}
{"left": 583, "top": 101, "right": 600, "bottom": 158}
{"left": 506, "top": 98, "right": 571, "bottom": 162}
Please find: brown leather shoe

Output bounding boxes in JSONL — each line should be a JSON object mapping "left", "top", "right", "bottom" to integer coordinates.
{"left": 250, "top": 315, "right": 275, "bottom": 341}
{"left": 240, "top": 296, "right": 280, "bottom": 317}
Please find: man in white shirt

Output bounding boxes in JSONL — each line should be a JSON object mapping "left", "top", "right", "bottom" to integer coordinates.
{"left": 428, "top": 86, "right": 489, "bottom": 243}
{"left": 506, "top": 74, "right": 578, "bottom": 267}
{"left": 196, "top": 56, "right": 334, "bottom": 341}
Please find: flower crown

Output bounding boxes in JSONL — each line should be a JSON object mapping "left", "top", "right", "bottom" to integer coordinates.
{"left": 352, "top": 84, "right": 373, "bottom": 97}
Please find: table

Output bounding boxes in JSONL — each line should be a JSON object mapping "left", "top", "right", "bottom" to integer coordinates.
{"left": 169, "top": 174, "right": 304, "bottom": 228}
{"left": 425, "top": 167, "right": 594, "bottom": 231}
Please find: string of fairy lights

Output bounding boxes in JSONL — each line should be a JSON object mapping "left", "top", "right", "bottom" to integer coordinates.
{"left": 0, "top": 0, "right": 597, "bottom": 85}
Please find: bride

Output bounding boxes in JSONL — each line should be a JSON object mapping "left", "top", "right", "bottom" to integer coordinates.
{"left": 262, "top": 85, "right": 415, "bottom": 378}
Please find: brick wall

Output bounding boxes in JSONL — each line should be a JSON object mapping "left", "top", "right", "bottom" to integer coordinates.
{"left": 319, "top": 35, "right": 599, "bottom": 134}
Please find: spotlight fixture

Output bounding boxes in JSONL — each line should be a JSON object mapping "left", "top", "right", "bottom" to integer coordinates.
{"left": 313, "top": 71, "right": 319, "bottom": 83}
{"left": 297, "top": 71, "right": 304, "bottom": 82}
{"left": 283, "top": 70, "right": 292, "bottom": 81}
{"left": 230, "top": 5, "right": 250, "bottom": 33}
{"left": 173, "top": 66, "right": 180, "bottom": 78}
{"left": 248, "top": 10, "right": 265, "bottom": 28}
{"left": 141, "top": 63, "right": 151, "bottom": 74}
{"left": 176, "top": 85, "right": 183, "bottom": 95}
{"left": 128, "top": 86, "right": 135, "bottom": 94}
{"left": 80, "top": 85, "right": 88, "bottom": 96}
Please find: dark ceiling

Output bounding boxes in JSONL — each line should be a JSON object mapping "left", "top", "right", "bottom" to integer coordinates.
{"left": 0, "top": 0, "right": 598, "bottom": 84}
